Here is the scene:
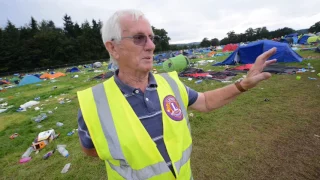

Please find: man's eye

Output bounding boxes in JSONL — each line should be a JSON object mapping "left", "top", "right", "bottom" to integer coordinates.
{"left": 135, "top": 35, "right": 144, "bottom": 40}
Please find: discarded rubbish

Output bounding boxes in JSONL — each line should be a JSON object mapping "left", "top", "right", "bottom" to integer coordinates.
{"left": 21, "top": 147, "right": 34, "bottom": 158}
{"left": 10, "top": 133, "right": 19, "bottom": 139}
{"left": 31, "top": 129, "right": 59, "bottom": 151}
{"left": 54, "top": 107, "right": 58, "bottom": 110}
{"left": 57, "top": 145, "right": 69, "bottom": 158}
{"left": 37, "top": 125, "right": 43, "bottom": 128}
{"left": 188, "top": 78, "right": 192, "bottom": 81}
{"left": 67, "top": 131, "right": 74, "bottom": 136}
{"left": 0, "top": 109, "right": 8, "bottom": 113}
{"left": 189, "top": 113, "right": 194, "bottom": 117}
{"left": 61, "top": 163, "right": 71, "bottom": 173}
{"left": 34, "top": 107, "right": 40, "bottom": 111}
{"left": 52, "top": 86, "right": 57, "bottom": 90}
{"left": 311, "top": 70, "right": 315, "bottom": 73}
{"left": 195, "top": 80, "right": 203, "bottom": 84}
{"left": 308, "top": 77, "right": 317, "bottom": 80}
{"left": 74, "top": 75, "right": 79, "bottom": 78}
{"left": 221, "top": 81, "right": 233, "bottom": 83}
{"left": 19, "top": 157, "right": 32, "bottom": 164}
{"left": 0, "top": 98, "right": 4, "bottom": 102}
{"left": 17, "top": 107, "right": 26, "bottom": 112}
{"left": 32, "top": 113, "right": 47, "bottom": 123}
{"left": 59, "top": 101, "right": 65, "bottom": 104}
{"left": 296, "top": 76, "right": 301, "bottom": 80}
{"left": 67, "top": 100, "right": 71, "bottom": 103}
{"left": 43, "top": 149, "right": 55, "bottom": 160}
{"left": 20, "top": 101, "right": 40, "bottom": 111}
{"left": 314, "top": 134, "right": 320, "bottom": 138}
{"left": 48, "top": 111, "right": 53, "bottom": 114}
{"left": 34, "top": 97, "right": 40, "bottom": 101}
{"left": 56, "top": 122, "right": 64, "bottom": 127}
{"left": 0, "top": 102, "right": 7, "bottom": 108}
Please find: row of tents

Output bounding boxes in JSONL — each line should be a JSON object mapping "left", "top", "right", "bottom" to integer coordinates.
{"left": 279, "top": 33, "right": 320, "bottom": 45}
{"left": 160, "top": 40, "right": 307, "bottom": 72}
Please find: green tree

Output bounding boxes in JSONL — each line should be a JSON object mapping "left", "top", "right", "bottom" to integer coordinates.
{"left": 63, "top": 14, "right": 75, "bottom": 38}
{"left": 210, "top": 38, "right": 219, "bottom": 46}
{"left": 200, "top": 38, "right": 211, "bottom": 47}
{"left": 152, "top": 26, "right": 171, "bottom": 52}
{"left": 309, "top": 21, "right": 320, "bottom": 33}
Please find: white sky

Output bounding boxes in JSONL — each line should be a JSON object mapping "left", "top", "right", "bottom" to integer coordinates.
{"left": 0, "top": 0, "right": 319, "bottom": 44}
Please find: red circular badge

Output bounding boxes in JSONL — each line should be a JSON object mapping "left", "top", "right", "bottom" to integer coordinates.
{"left": 163, "top": 95, "right": 183, "bottom": 121}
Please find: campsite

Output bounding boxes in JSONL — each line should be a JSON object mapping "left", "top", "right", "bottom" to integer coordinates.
{"left": 1, "top": 41, "right": 320, "bottom": 179}
{"left": 1, "top": 2, "right": 320, "bottom": 178}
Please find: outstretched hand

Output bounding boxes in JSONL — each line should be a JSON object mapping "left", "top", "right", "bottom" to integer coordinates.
{"left": 241, "top": 47, "right": 277, "bottom": 90}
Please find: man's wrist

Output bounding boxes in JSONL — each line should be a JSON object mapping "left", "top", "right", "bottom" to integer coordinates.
{"left": 235, "top": 81, "right": 248, "bottom": 92}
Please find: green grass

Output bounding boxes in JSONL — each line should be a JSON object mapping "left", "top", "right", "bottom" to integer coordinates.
{"left": 1, "top": 50, "right": 320, "bottom": 179}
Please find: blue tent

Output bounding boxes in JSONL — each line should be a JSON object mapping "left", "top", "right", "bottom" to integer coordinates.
{"left": 285, "top": 33, "right": 298, "bottom": 38}
{"left": 292, "top": 37, "right": 298, "bottom": 44}
{"left": 214, "top": 40, "right": 302, "bottom": 66}
{"left": 69, "top": 67, "right": 80, "bottom": 73}
{"left": 298, "top": 35, "right": 311, "bottom": 44}
{"left": 154, "top": 52, "right": 175, "bottom": 61}
{"left": 19, "top": 75, "right": 42, "bottom": 86}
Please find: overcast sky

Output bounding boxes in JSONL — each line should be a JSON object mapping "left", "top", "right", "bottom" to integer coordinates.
{"left": 0, "top": 0, "right": 319, "bottom": 44}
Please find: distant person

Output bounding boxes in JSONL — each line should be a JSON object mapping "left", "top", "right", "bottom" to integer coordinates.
{"left": 77, "top": 9, "right": 277, "bottom": 179}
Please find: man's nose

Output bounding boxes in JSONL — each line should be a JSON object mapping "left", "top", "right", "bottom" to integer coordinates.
{"left": 144, "top": 36, "right": 155, "bottom": 51}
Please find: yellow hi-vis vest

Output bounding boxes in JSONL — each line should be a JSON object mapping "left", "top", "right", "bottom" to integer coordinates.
{"left": 77, "top": 71, "right": 193, "bottom": 180}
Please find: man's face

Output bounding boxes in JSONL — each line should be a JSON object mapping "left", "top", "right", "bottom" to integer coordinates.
{"left": 116, "top": 15, "right": 155, "bottom": 72}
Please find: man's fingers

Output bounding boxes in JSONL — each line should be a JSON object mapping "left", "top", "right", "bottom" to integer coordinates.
{"left": 252, "top": 72, "right": 272, "bottom": 83}
{"left": 258, "top": 47, "right": 277, "bottom": 62}
{"left": 264, "top": 59, "right": 277, "bottom": 66}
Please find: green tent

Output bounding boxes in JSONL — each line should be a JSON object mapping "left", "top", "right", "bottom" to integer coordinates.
{"left": 10, "top": 77, "right": 20, "bottom": 84}
{"left": 307, "top": 36, "right": 320, "bottom": 44}
{"left": 163, "top": 55, "right": 189, "bottom": 72}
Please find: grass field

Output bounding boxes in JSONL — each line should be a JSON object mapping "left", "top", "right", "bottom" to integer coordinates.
{"left": 1, "top": 50, "right": 320, "bottom": 180}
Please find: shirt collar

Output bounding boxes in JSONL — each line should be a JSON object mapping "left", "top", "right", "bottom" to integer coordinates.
{"left": 113, "top": 69, "right": 157, "bottom": 95}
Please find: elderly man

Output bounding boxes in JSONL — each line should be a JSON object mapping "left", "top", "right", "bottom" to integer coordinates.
{"left": 77, "top": 9, "right": 277, "bottom": 180}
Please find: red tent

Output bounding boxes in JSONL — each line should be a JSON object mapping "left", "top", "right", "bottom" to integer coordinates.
{"left": 222, "top": 44, "right": 238, "bottom": 52}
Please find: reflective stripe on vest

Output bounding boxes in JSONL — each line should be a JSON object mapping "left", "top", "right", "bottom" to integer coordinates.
{"left": 90, "top": 73, "right": 192, "bottom": 179}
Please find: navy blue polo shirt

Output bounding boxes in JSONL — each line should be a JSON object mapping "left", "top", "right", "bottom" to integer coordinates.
{"left": 78, "top": 70, "right": 198, "bottom": 173}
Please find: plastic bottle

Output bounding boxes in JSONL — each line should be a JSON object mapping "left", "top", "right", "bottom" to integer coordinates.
{"left": 21, "top": 147, "right": 34, "bottom": 158}
{"left": 56, "top": 122, "right": 64, "bottom": 127}
{"left": 61, "top": 163, "right": 71, "bottom": 173}
{"left": 57, "top": 145, "right": 69, "bottom": 157}
{"left": 43, "top": 149, "right": 55, "bottom": 160}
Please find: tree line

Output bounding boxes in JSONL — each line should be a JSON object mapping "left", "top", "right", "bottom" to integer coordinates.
{"left": 200, "top": 21, "right": 320, "bottom": 47}
{"left": 0, "top": 15, "right": 319, "bottom": 73}
{"left": 0, "top": 15, "right": 171, "bottom": 73}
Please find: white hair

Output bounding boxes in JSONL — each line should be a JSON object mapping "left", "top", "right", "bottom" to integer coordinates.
{"left": 101, "top": 9, "right": 146, "bottom": 68}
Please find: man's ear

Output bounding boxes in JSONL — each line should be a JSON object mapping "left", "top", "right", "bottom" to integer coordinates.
{"left": 105, "top": 41, "right": 119, "bottom": 59}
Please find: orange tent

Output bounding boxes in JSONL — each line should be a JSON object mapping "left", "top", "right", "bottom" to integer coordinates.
{"left": 208, "top": 51, "right": 216, "bottom": 57}
{"left": 40, "top": 73, "right": 52, "bottom": 79}
{"left": 40, "top": 72, "right": 66, "bottom": 79}
{"left": 51, "top": 72, "right": 66, "bottom": 78}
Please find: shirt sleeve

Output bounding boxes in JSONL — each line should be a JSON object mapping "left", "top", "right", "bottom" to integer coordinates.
{"left": 78, "top": 109, "right": 95, "bottom": 149}
{"left": 185, "top": 85, "right": 198, "bottom": 106}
